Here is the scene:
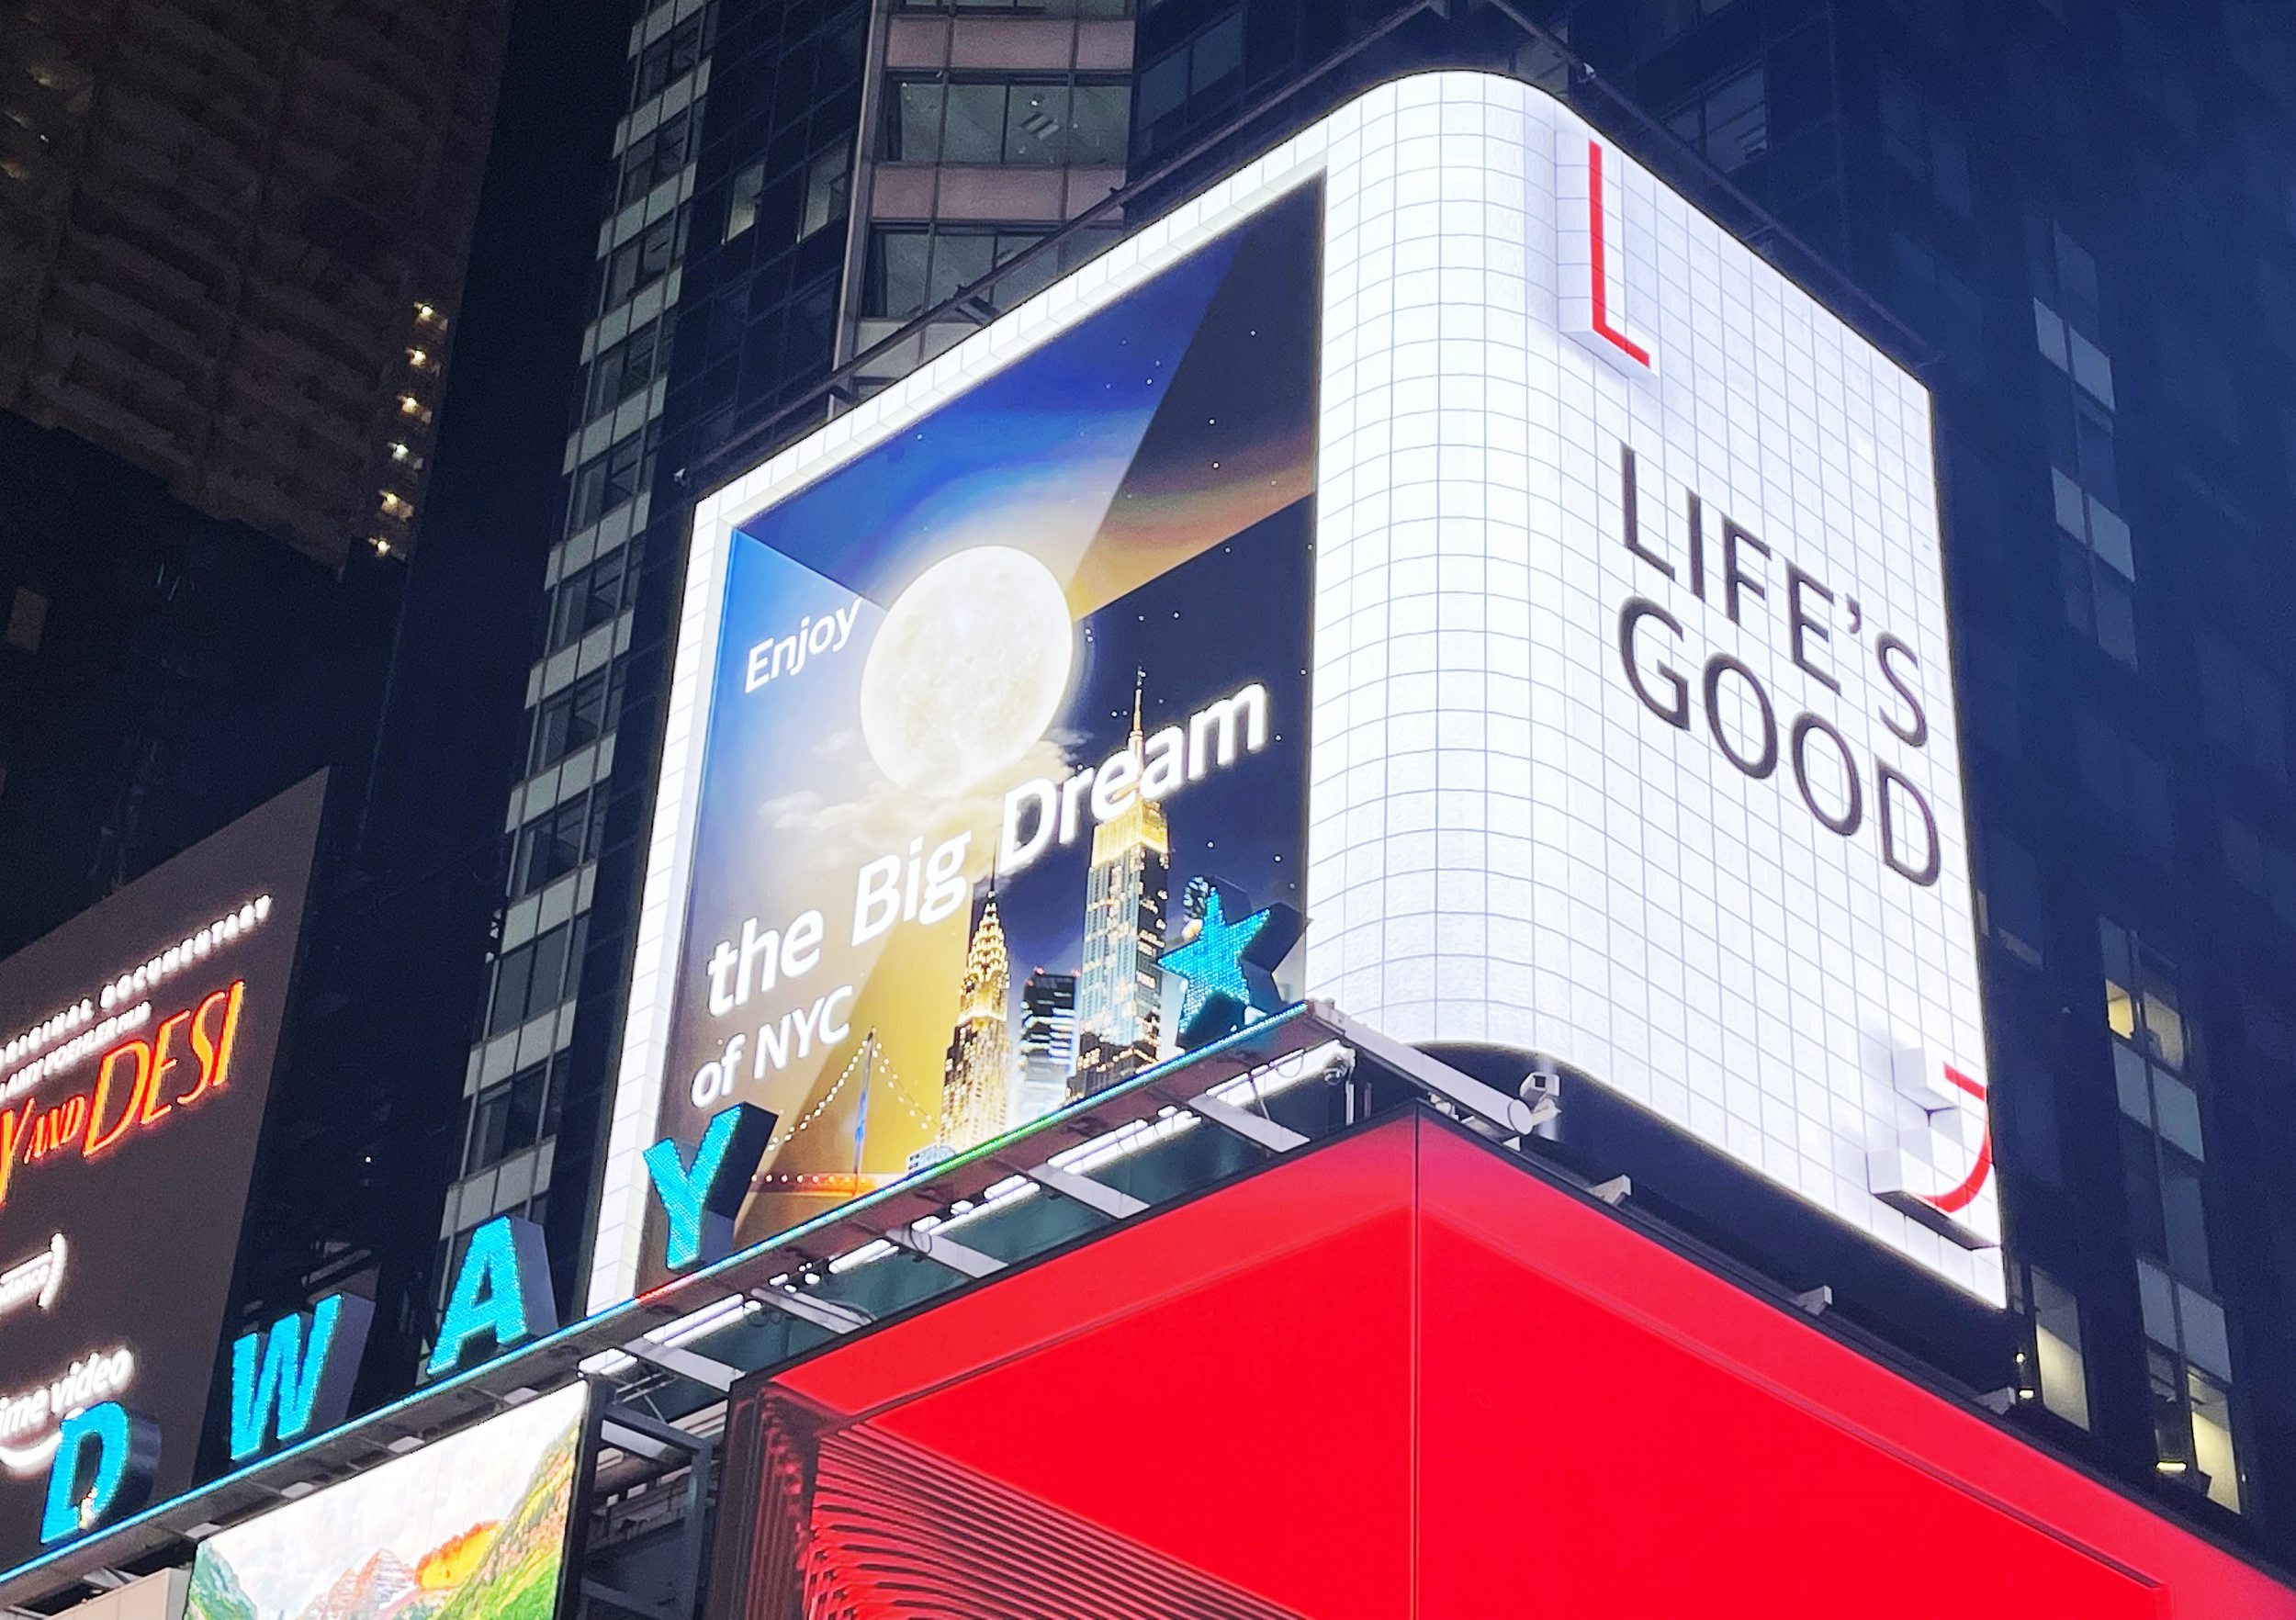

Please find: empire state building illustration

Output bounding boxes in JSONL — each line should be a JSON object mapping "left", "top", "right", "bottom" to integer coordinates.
{"left": 1073, "top": 684, "right": 1169, "bottom": 1098}
{"left": 940, "top": 891, "right": 1013, "bottom": 1151}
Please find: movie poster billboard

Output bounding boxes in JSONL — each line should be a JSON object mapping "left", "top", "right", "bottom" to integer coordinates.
{"left": 601, "top": 73, "right": 1998, "bottom": 1307}
{"left": 185, "top": 1382, "right": 587, "bottom": 1620}
{"left": 0, "top": 774, "right": 325, "bottom": 1564}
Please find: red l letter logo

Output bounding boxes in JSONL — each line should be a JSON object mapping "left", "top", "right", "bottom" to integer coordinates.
{"left": 1559, "top": 137, "right": 1653, "bottom": 375}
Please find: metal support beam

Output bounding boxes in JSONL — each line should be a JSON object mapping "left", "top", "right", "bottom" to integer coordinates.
{"left": 581, "top": 1581, "right": 682, "bottom": 1620}
{"left": 1025, "top": 1162, "right": 1147, "bottom": 1220}
{"left": 623, "top": 1336, "right": 741, "bottom": 1393}
{"left": 1313, "top": 1006, "right": 1545, "bottom": 1135}
{"left": 673, "top": 1432, "right": 716, "bottom": 1620}
{"left": 599, "top": 1403, "right": 709, "bottom": 1456}
{"left": 886, "top": 1222, "right": 1004, "bottom": 1278}
{"left": 1187, "top": 1089, "right": 1308, "bottom": 1153}
{"left": 599, "top": 1419, "right": 684, "bottom": 1464}
{"left": 749, "top": 1286, "right": 872, "bottom": 1333}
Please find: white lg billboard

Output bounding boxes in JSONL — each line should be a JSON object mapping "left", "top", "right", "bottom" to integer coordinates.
{"left": 596, "top": 73, "right": 1998, "bottom": 1310}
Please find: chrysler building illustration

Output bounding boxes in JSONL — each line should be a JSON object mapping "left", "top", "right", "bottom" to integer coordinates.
{"left": 940, "top": 891, "right": 1013, "bottom": 1151}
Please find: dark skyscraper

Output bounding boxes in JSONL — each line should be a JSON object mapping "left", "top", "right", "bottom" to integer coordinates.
{"left": 0, "top": 0, "right": 515, "bottom": 957}
{"left": 1019, "top": 967, "right": 1078, "bottom": 1121}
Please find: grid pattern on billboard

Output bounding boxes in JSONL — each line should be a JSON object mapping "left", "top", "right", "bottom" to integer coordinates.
{"left": 1300, "top": 80, "right": 1995, "bottom": 1293}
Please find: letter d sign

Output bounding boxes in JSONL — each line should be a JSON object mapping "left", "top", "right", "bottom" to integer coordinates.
{"left": 41, "top": 1402, "right": 159, "bottom": 1545}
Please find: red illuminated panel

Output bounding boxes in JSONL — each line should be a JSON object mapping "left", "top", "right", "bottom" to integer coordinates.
{"left": 711, "top": 1114, "right": 2296, "bottom": 1620}
{"left": 761, "top": 1123, "right": 1417, "bottom": 1620}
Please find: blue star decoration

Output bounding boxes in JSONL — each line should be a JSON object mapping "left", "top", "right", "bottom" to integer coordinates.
{"left": 1162, "top": 889, "right": 1306, "bottom": 1051}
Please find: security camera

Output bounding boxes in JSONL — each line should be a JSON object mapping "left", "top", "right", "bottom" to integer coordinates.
{"left": 1511, "top": 1054, "right": 1563, "bottom": 1138}
{"left": 1318, "top": 1045, "right": 1357, "bottom": 1086}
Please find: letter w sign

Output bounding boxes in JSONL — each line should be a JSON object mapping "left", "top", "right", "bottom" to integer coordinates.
{"left": 229, "top": 1293, "right": 374, "bottom": 1463}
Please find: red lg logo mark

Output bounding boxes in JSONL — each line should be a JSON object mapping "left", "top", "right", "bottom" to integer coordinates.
{"left": 1871, "top": 1050, "right": 1998, "bottom": 1249}
{"left": 1559, "top": 136, "right": 1654, "bottom": 376}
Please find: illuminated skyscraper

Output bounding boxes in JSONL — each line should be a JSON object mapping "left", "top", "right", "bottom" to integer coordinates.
{"left": 1075, "top": 690, "right": 1167, "bottom": 1097}
{"left": 1015, "top": 968, "right": 1076, "bottom": 1125}
{"left": 940, "top": 892, "right": 1012, "bottom": 1152}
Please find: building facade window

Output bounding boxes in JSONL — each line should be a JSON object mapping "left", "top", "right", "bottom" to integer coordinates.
{"left": 2216, "top": 814, "right": 2296, "bottom": 928}
{"left": 4, "top": 587, "right": 45, "bottom": 654}
{"left": 2102, "top": 918, "right": 2241, "bottom": 1511}
{"left": 889, "top": 79, "right": 1130, "bottom": 166}
{"left": 619, "top": 108, "right": 693, "bottom": 209}
{"left": 1134, "top": 11, "right": 1244, "bottom": 152}
{"left": 2076, "top": 718, "right": 2171, "bottom": 849}
{"left": 2196, "top": 635, "right": 2287, "bottom": 780}
{"left": 1888, "top": 231, "right": 1985, "bottom": 382}
{"left": 529, "top": 661, "right": 626, "bottom": 774}
{"left": 2054, "top": 463, "right": 2136, "bottom": 667}
{"left": 567, "top": 425, "right": 657, "bottom": 533}
{"left": 631, "top": 5, "right": 714, "bottom": 106}
{"left": 585, "top": 318, "right": 666, "bottom": 422}
{"left": 2012, "top": 1263, "right": 2090, "bottom": 1429}
{"left": 512, "top": 787, "right": 612, "bottom": 900}
{"left": 460, "top": 1059, "right": 562, "bottom": 1176}
{"left": 799, "top": 143, "right": 852, "bottom": 241}
{"left": 862, "top": 224, "right": 1118, "bottom": 320}
{"left": 1977, "top": 827, "right": 2046, "bottom": 966}
{"left": 895, "top": 0, "right": 1133, "bottom": 11}
{"left": 1646, "top": 0, "right": 1739, "bottom": 47}
{"left": 1878, "top": 69, "right": 1971, "bottom": 212}
{"left": 2027, "top": 219, "right": 2135, "bottom": 668}
{"left": 1667, "top": 63, "right": 1768, "bottom": 173}
{"left": 601, "top": 208, "right": 689, "bottom": 312}
{"left": 546, "top": 546, "right": 636, "bottom": 654}
{"left": 487, "top": 915, "right": 589, "bottom": 1037}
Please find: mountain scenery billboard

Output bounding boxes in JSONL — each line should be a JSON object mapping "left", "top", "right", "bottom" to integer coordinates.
{"left": 185, "top": 1382, "right": 586, "bottom": 1620}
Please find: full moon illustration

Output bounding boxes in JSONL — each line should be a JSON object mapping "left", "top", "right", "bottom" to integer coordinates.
{"left": 860, "top": 545, "right": 1074, "bottom": 797}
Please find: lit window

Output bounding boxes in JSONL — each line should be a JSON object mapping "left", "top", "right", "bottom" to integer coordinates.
{"left": 2012, "top": 1265, "right": 2089, "bottom": 1429}
{"left": 725, "top": 162, "right": 763, "bottom": 241}
{"left": 2106, "top": 917, "right": 2240, "bottom": 1511}
{"left": 799, "top": 143, "right": 851, "bottom": 242}
{"left": 2189, "top": 1367, "right": 2241, "bottom": 1512}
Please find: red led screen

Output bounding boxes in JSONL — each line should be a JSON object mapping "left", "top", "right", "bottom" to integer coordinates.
{"left": 706, "top": 1113, "right": 2295, "bottom": 1619}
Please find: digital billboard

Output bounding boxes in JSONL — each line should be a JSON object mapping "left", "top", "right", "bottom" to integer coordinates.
{"left": 600, "top": 72, "right": 1996, "bottom": 1307}
{"left": 185, "top": 1381, "right": 586, "bottom": 1620}
{"left": 596, "top": 186, "right": 1320, "bottom": 1294}
{"left": 0, "top": 773, "right": 325, "bottom": 1560}
{"left": 704, "top": 1115, "right": 2296, "bottom": 1620}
